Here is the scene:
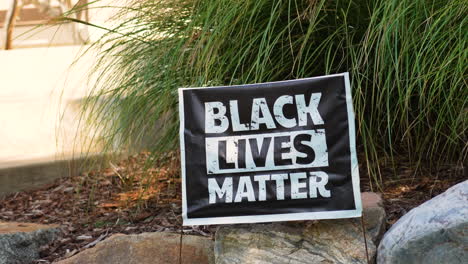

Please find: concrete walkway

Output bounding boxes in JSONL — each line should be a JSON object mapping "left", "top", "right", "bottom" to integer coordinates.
{"left": 0, "top": 45, "right": 102, "bottom": 195}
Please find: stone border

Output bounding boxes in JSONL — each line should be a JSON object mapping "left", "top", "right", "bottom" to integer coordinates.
{"left": 0, "top": 153, "right": 114, "bottom": 197}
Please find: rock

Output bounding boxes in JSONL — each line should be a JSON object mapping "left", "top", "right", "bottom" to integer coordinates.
{"left": 0, "top": 221, "right": 60, "bottom": 264}
{"left": 58, "top": 232, "right": 214, "bottom": 264}
{"left": 215, "top": 192, "right": 385, "bottom": 264}
{"left": 362, "top": 192, "right": 386, "bottom": 243}
{"left": 378, "top": 180, "right": 468, "bottom": 264}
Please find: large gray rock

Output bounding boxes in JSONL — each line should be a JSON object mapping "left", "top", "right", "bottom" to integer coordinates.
{"left": 0, "top": 221, "right": 60, "bottom": 264}
{"left": 58, "top": 232, "right": 214, "bottom": 264}
{"left": 215, "top": 192, "right": 385, "bottom": 264}
{"left": 378, "top": 180, "right": 468, "bottom": 264}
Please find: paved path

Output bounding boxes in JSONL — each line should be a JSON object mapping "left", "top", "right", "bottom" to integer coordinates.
{"left": 0, "top": 45, "right": 101, "bottom": 194}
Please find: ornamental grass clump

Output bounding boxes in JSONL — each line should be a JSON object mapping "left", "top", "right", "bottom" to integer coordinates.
{"left": 78, "top": 0, "right": 467, "bottom": 187}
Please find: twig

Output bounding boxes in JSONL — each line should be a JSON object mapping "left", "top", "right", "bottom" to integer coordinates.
{"left": 83, "top": 232, "right": 108, "bottom": 249}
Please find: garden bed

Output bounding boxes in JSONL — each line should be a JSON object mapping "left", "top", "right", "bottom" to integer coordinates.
{"left": 0, "top": 152, "right": 465, "bottom": 263}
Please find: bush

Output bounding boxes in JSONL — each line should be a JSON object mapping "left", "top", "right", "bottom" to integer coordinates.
{"left": 80, "top": 0, "right": 467, "bottom": 186}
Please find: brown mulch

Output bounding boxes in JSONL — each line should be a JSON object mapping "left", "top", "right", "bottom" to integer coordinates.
{"left": 359, "top": 159, "right": 466, "bottom": 227}
{"left": 0, "top": 152, "right": 466, "bottom": 263}
{"left": 379, "top": 165, "right": 466, "bottom": 226}
{"left": 0, "top": 152, "right": 214, "bottom": 263}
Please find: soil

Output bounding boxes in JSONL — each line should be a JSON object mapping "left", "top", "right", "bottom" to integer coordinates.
{"left": 0, "top": 152, "right": 465, "bottom": 263}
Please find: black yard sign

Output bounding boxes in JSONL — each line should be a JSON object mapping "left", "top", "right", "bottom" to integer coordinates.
{"left": 178, "top": 73, "right": 362, "bottom": 225}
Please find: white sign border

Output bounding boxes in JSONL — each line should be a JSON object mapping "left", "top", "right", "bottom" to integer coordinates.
{"left": 178, "top": 72, "right": 362, "bottom": 226}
